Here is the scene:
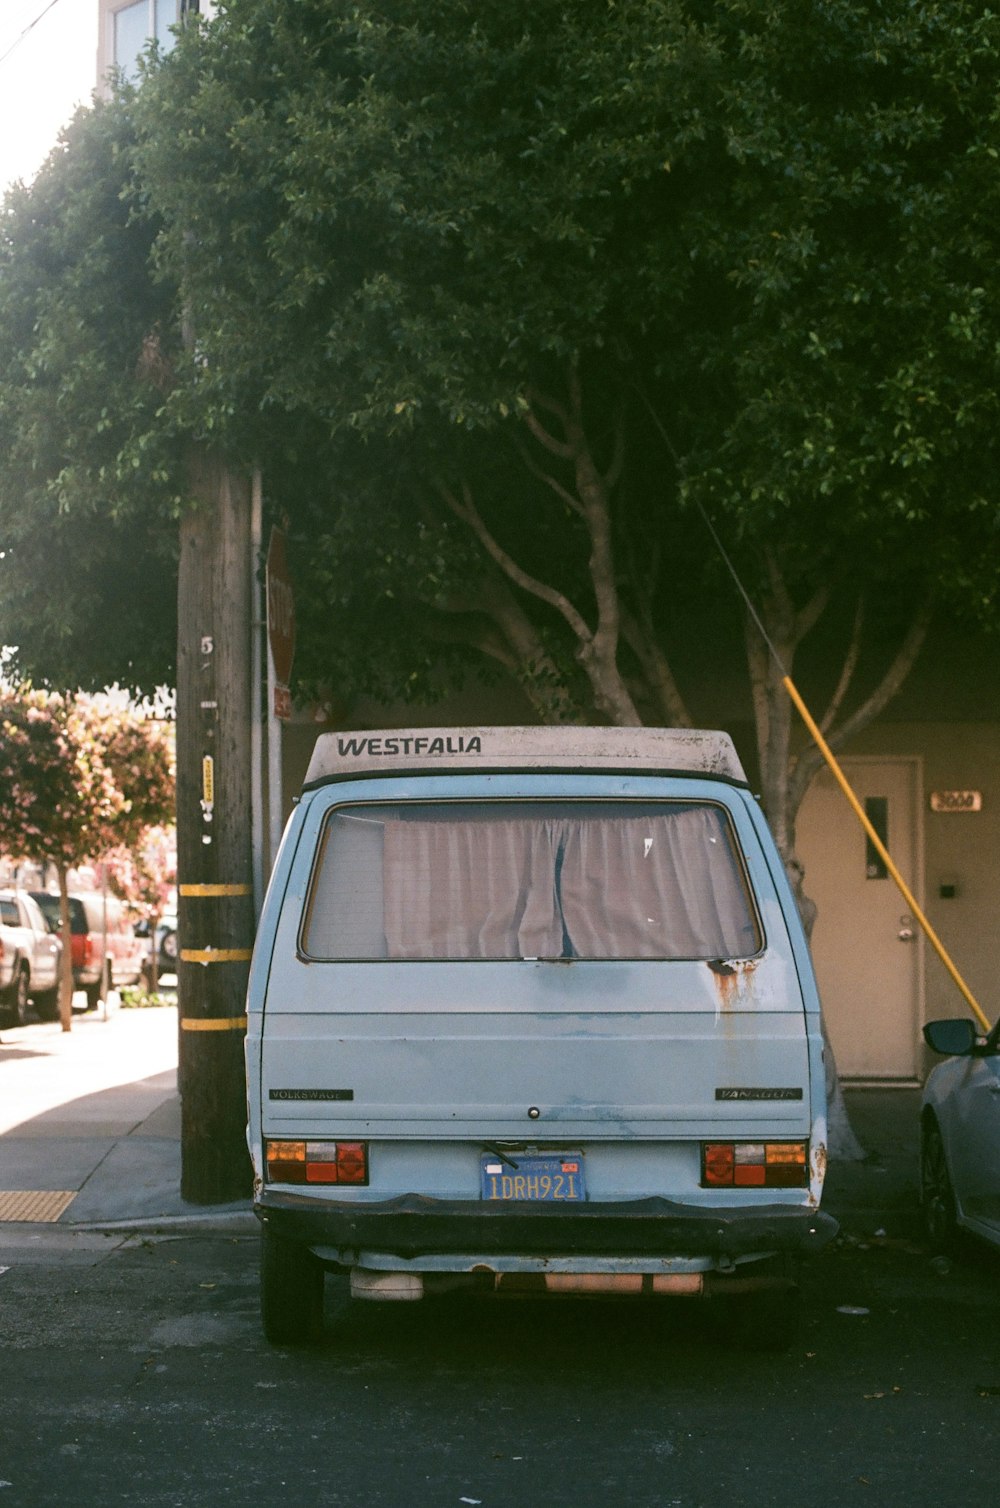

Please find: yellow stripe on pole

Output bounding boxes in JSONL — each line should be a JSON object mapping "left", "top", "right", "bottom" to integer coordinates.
{"left": 784, "top": 675, "right": 992, "bottom": 1032}
{"left": 179, "top": 884, "right": 253, "bottom": 897}
{"left": 180, "top": 948, "right": 253, "bottom": 965}
{"left": 180, "top": 1016, "right": 248, "bottom": 1032}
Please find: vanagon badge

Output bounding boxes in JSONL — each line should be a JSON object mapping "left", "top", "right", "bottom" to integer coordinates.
{"left": 715, "top": 1087, "right": 803, "bottom": 1101}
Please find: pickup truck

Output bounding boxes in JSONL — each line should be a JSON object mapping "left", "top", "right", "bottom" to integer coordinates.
{"left": 0, "top": 889, "right": 61, "bottom": 1025}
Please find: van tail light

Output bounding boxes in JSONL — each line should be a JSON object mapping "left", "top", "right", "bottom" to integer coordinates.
{"left": 81, "top": 936, "right": 93, "bottom": 965}
{"left": 265, "top": 1139, "right": 368, "bottom": 1186}
{"left": 701, "top": 1141, "right": 808, "bottom": 1189}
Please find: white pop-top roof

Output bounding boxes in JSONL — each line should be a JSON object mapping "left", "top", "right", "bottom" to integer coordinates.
{"left": 304, "top": 726, "right": 747, "bottom": 786}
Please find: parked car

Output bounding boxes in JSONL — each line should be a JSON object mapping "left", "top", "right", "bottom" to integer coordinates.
{"left": 920, "top": 1016, "right": 1000, "bottom": 1251}
{"left": 0, "top": 889, "right": 61, "bottom": 1025}
{"left": 29, "top": 891, "right": 145, "bottom": 1010}
{"left": 135, "top": 911, "right": 178, "bottom": 986}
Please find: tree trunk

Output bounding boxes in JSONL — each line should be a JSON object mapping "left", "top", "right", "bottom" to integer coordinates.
{"left": 176, "top": 452, "right": 255, "bottom": 1203}
{"left": 144, "top": 908, "right": 161, "bottom": 995}
{"left": 745, "top": 584, "right": 869, "bottom": 1161}
{"left": 784, "top": 857, "right": 867, "bottom": 1161}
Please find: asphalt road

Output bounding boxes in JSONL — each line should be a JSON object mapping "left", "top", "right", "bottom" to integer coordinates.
{"left": 0, "top": 1224, "right": 997, "bottom": 1508}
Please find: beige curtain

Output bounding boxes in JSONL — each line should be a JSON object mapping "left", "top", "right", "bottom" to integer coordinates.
{"left": 383, "top": 817, "right": 564, "bottom": 959}
{"left": 381, "top": 806, "right": 757, "bottom": 961}
{"left": 557, "top": 808, "right": 756, "bottom": 958}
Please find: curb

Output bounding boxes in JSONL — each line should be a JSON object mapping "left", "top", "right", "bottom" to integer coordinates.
{"left": 65, "top": 1209, "right": 259, "bottom": 1237}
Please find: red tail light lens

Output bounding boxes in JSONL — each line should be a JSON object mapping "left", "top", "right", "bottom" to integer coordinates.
{"left": 265, "top": 1139, "right": 368, "bottom": 1186}
{"left": 701, "top": 1141, "right": 808, "bottom": 1188}
{"left": 703, "top": 1142, "right": 735, "bottom": 1184}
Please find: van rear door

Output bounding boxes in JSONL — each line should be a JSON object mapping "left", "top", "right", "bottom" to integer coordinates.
{"left": 251, "top": 777, "right": 823, "bottom": 1205}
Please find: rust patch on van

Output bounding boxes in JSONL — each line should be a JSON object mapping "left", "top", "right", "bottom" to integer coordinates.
{"left": 707, "top": 958, "right": 758, "bottom": 1006}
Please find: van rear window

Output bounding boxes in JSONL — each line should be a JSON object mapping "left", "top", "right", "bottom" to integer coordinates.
{"left": 302, "top": 800, "right": 761, "bottom": 962}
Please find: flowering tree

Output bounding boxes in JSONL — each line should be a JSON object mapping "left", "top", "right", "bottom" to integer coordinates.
{"left": 0, "top": 689, "right": 121, "bottom": 1027}
{"left": 87, "top": 702, "right": 175, "bottom": 850}
{"left": 0, "top": 689, "right": 175, "bottom": 1027}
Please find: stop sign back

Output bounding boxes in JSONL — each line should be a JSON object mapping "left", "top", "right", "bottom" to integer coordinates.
{"left": 266, "top": 527, "right": 296, "bottom": 687}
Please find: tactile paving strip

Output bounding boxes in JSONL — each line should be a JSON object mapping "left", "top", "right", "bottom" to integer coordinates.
{"left": 0, "top": 1191, "right": 77, "bottom": 1222}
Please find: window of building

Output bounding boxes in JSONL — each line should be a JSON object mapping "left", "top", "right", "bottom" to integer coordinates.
{"left": 112, "top": 0, "right": 179, "bottom": 83}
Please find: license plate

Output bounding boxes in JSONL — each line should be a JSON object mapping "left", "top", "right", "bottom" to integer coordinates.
{"left": 480, "top": 1151, "right": 586, "bottom": 1202}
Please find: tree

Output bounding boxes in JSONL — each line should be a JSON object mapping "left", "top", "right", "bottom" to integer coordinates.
{"left": 135, "top": 0, "right": 1000, "bottom": 843}
{"left": 0, "top": 688, "right": 174, "bottom": 1027}
{"left": 6, "top": 1, "right": 997, "bottom": 840}
{"left": 0, "top": 92, "right": 180, "bottom": 694}
{"left": 0, "top": 688, "right": 122, "bottom": 1027}
{"left": 90, "top": 702, "right": 175, "bottom": 853}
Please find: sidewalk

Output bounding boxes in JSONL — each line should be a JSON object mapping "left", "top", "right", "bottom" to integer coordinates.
{"left": 0, "top": 1001, "right": 922, "bottom": 1239}
{"left": 0, "top": 1001, "right": 253, "bottom": 1235}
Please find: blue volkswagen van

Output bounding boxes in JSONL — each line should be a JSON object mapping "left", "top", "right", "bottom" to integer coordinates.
{"left": 246, "top": 727, "right": 836, "bottom": 1346}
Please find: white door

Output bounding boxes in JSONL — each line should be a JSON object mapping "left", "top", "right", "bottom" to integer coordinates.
{"left": 796, "top": 758, "right": 922, "bottom": 1080}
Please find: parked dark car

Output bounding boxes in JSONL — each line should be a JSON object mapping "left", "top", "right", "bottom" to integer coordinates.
{"left": 0, "top": 889, "right": 61, "bottom": 1024}
{"left": 30, "top": 891, "right": 145, "bottom": 1009}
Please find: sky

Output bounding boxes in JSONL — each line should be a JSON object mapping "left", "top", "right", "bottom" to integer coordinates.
{"left": 0, "top": 0, "right": 100, "bottom": 196}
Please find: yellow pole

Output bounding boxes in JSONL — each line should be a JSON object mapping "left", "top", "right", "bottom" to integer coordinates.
{"left": 783, "top": 675, "right": 992, "bottom": 1033}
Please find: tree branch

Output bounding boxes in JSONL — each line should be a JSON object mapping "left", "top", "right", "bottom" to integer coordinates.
{"left": 793, "top": 581, "right": 832, "bottom": 642}
{"left": 744, "top": 611, "right": 772, "bottom": 782}
{"left": 437, "top": 478, "right": 593, "bottom": 645}
{"left": 788, "top": 599, "right": 933, "bottom": 818}
{"left": 523, "top": 390, "right": 575, "bottom": 460}
{"left": 513, "top": 436, "right": 585, "bottom": 518}
{"left": 416, "top": 603, "right": 521, "bottom": 672}
{"left": 603, "top": 402, "right": 626, "bottom": 493}
{"left": 818, "top": 597, "right": 864, "bottom": 735}
{"left": 619, "top": 604, "right": 692, "bottom": 726}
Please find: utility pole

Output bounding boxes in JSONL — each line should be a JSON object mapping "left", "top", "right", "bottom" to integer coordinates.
{"left": 176, "top": 451, "right": 255, "bottom": 1203}
{"left": 166, "top": 1, "right": 253, "bottom": 1204}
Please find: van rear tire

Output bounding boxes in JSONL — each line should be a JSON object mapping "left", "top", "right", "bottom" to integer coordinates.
{"left": 260, "top": 1229, "right": 325, "bottom": 1344}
